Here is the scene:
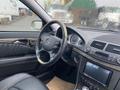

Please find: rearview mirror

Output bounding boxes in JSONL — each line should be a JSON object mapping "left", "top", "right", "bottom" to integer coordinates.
{"left": 31, "top": 20, "right": 42, "bottom": 30}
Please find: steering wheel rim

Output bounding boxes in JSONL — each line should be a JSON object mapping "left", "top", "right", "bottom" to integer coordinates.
{"left": 36, "top": 20, "right": 67, "bottom": 65}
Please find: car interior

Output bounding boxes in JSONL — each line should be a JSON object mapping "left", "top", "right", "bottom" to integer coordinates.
{"left": 0, "top": 0, "right": 120, "bottom": 90}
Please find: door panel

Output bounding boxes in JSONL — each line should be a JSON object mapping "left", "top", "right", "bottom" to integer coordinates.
{"left": 0, "top": 0, "right": 54, "bottom": 81}
{"left": 0, "top": 33, "right": 37, "bottom": 58}
{"left": 0, "top": 31, "right": 39, "bottom": 38}
{"left": 0, "top": 31, "right": 53, "bottom": 81}
{"left": 0, "top": 55, "right": 36, "bottom": 65}
{"left": 0, "top": 55, "right": 38, "bottom": 80}
{"left": 0, "top": 42, "right": 35, "bottom": 58}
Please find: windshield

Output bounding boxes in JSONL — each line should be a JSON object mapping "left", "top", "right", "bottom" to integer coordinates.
{"left": 0, "top": 0, "right": 119, "bottom": 32}
{"left": 45, "top": 0, "right": 120, "bottom": 31}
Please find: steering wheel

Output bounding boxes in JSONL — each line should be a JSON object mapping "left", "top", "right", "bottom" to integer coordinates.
{"left": 36, "top": 20, "right": 67, "bottom": 65}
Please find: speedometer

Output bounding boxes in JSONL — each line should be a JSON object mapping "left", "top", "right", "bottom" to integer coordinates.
{"left": 70, "top": 34, "right": 79, "bottom": 44}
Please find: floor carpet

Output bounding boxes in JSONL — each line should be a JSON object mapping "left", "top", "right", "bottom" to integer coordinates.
{"left": 47, "top": 77, "right": 75, "bottom": 90}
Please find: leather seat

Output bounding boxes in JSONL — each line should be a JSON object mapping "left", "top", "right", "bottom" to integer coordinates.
{"left": 0, "top": 73, "right": 49, "bottom": 90}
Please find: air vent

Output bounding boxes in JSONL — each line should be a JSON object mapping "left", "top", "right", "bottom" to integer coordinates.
{"left": 105, "top": 44, "right": 120, "bottom": 55}
{"left": 90, "top": 41, "right": 106, "bottom": 50}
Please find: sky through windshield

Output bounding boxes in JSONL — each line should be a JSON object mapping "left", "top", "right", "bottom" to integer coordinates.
{"left": 95, "top": 0, "right": 120, "bottom": 7}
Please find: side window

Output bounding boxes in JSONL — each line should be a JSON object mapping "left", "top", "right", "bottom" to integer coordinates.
{"left": 0, "top": 0, "right": 41, "bottom": 31}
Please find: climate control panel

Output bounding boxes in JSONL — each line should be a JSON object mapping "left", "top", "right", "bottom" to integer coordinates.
{"left": 79, "top": 76, "right": 99, "bottom": 90}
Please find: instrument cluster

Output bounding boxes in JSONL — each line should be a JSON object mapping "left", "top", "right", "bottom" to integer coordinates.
{"left": 68, "top": 32, "right": 85, "bottom": 49}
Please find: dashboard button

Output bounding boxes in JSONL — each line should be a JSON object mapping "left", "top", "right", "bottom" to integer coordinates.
{"left": 117, "top": 58, "right": 120, "bottom": 64}
{"left": 89, "top": 85, "right": 93, "bottom": 90}
{"left": 85, "top": 47, "right": 91, "bottom": 53}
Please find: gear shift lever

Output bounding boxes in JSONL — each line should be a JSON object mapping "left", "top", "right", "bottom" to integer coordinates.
{"left": 75, "top": 86, "right": 89, "bottom": 90}
{"left": 81, "top": 86, "right": 89, "bottom": 90}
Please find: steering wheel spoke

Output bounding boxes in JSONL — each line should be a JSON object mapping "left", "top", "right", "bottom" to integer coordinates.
{"left": 48, "top": 51, "right": 55, "bottom": 59}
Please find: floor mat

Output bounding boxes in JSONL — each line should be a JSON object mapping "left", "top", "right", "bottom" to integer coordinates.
{"left": 47, "top": 77, "right": 75, "bottom": 90}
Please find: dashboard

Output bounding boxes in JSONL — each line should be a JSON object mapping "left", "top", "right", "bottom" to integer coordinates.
{"left": 62, "top": 26, "right": 120, "bottom": 90}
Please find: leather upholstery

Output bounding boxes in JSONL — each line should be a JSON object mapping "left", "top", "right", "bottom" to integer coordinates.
{"left": 0, "top": 73, "right": 48, "bottom": 90}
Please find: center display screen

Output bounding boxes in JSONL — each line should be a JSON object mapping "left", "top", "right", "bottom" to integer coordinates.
{"left": 84, "top": 62, "right": 112, "bottom": 86}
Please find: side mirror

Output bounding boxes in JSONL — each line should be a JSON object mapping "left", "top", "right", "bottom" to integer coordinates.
{"left": 31, "top": 20, "right": 42, "bottom": 30}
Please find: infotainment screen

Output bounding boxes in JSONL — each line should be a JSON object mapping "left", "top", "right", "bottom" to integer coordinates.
{"left": 84, "top": 62, "right": 112, "bottom": 86}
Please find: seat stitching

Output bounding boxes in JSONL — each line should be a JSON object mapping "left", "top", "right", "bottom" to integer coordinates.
{"left": 8, "top": 86, "right": 21, "bottom": 90}
{"left": 13, "top": 76, "right": 33, "bottom": 87}
{"left": 8, "top": 76, "right": 33, "bottom": 90}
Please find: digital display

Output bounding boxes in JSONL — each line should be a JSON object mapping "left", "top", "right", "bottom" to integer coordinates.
{"left": 84, "top": 62, "right": 112, "bottom": 85}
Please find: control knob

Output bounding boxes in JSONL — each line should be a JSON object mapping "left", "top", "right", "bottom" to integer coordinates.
{"left": 82, "top": 86, "right": 89, "bottom": 90}
{"left": 117, "top": 58, "right": 120, "bottom": 64}
{"left": 85, "top": 47, "right": 91, "bottom": 53}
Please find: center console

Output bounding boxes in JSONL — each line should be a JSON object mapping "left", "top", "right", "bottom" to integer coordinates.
{"left": 72, "top": 37, "right": 120, "bottom": 90}
{"left": 76, "top": 61, "right": 112, "bottom": 90}
{"left": 75, "top": 58, "right": 111, "bottom": 90}
{"left": 62, "top": 34, "right": 120, "bottom": 90}
{"left": 72, "top": 48, "right": 120, "bottom": 90}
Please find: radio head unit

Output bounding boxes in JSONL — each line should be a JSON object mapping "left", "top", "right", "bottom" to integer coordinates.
{"left": 84, "top": 62, "right": 112, "bottom": 86}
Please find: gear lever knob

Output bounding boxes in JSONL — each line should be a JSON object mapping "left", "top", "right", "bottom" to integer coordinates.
{"left": 81, "top": 86, "right": 89, "bottom": 90}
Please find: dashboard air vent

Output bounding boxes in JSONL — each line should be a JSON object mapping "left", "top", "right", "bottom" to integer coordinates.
{"left": 90, "top": 41, "right": 106, "bottom": 50}
{"left": 105, "top": 44, "right": 120, "bottom": 55}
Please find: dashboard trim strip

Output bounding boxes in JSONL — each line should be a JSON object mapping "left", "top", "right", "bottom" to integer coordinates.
{"left": 73, "top": 47, "right": 120, "bottom": 71}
